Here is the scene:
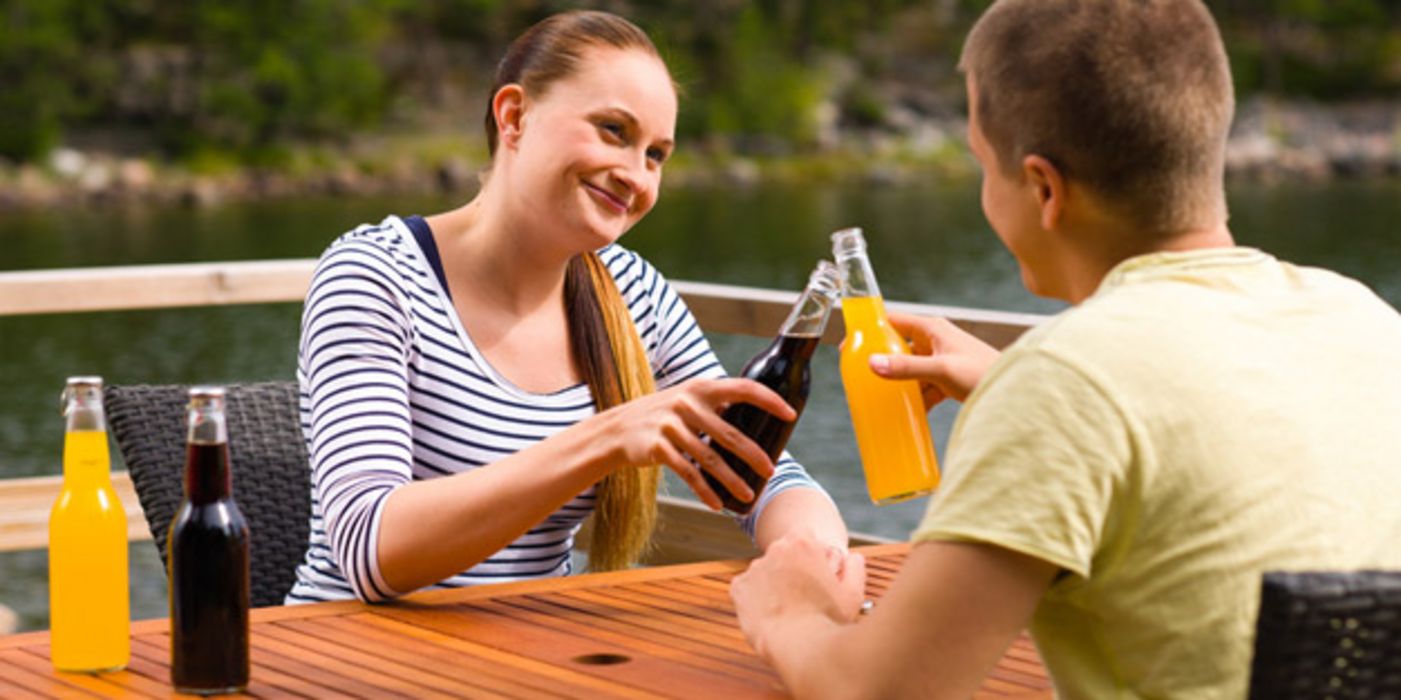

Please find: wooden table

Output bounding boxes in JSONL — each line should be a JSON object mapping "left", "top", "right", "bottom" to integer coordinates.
{"left": 0, "top": 543, "right": 1052, "bottom": 698}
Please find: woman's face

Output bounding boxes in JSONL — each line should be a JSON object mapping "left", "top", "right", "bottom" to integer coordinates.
{"left": 503, "top": 47, "right": 677, "bottom": 253}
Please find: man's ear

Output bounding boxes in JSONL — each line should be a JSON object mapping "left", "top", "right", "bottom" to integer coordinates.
{"left": 1023, "top": 154, "right": 1065, "bottom": 231}
{"left": 492, "top": 84, "right": 528, "bottom": 150}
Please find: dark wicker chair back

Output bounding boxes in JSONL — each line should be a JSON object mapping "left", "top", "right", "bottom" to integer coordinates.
{"left": 105, "top": 382, "right": 311, "bottom": 608}
{"left": 1249, "top": 570, "right": 1401, "bottom": 699}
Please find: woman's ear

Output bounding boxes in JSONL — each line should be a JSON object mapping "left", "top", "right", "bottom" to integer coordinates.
{"left": 1022, "top": 154, "right": 1065, "bottom": 231}
{"left": 492, "top": 84, "right": 528, "bottom": 150}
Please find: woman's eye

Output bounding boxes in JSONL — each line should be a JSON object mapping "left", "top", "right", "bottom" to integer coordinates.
{"left": 600, "top": 122, "right": 626, "bottom": 140}
{"left": 647, "top": 147, "right": 667, "bottom": 164}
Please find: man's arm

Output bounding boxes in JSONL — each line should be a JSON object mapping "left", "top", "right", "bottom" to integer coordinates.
{"left": 731, "top": 535, "right": 1056, "bottom": 700}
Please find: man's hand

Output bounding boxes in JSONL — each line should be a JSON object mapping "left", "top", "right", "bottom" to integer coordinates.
{"left": 730, "top": 533, "right": 867, "bottom": 658}
{"left": 871, "top": 312, "right": 1001, "bottom": 407}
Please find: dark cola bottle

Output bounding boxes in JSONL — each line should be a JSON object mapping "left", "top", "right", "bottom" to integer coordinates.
{"left": 168, "top": 386, "right": 250, "bottom": 695}
{"left": 704, "top": 260, "right": 841, "bottom": 515}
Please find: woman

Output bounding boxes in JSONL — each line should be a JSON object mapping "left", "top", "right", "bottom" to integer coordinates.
{"left": 287, "top": 10, "right": 848, "bottom": 604}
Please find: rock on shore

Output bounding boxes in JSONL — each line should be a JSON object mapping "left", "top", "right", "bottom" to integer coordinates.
{"left": 1, "top": 98, "right": 1396, "bottom": 210}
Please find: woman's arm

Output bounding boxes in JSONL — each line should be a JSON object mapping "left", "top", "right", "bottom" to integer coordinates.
{"left": 306, "top": 237, "right": 796, "bottom": 601}
{"left": 752, "top": 483, "right": 848, "bottom": 553}
{"left": 375, "top": 377, "right": 795, "bottom": 594}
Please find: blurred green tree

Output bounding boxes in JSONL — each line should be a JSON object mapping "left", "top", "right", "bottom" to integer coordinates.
{"left": 0, "top": 0, "right": 1396, "bottom": 164}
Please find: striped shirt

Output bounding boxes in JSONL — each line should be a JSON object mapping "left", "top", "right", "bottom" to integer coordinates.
{"left": 288, "top": 215, "right": 826, "bottom": 603}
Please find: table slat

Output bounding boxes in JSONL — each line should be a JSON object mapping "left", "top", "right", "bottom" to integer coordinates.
{"left": 0, "top": 545, "right": 1050, "bottom": 698}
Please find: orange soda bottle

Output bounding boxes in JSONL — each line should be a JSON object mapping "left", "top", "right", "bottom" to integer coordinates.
{"left": 832, "top": 228, "right": 940, "bottom": 504}
{"left": 49, "top": 376, "right": 130, "bottom": 671}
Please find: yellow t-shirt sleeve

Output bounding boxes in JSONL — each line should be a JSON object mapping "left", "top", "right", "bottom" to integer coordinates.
{"left": 913, "top": 349, "right": 1135, "bottom": 581}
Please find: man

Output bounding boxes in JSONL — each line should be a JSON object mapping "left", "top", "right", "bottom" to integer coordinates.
{"left": 730, "top": 1, "right": 1401, "bottom": 697}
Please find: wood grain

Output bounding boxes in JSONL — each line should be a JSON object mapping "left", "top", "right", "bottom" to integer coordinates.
{"left": 0, "top": 545, "right": 1052, "bottom": 698}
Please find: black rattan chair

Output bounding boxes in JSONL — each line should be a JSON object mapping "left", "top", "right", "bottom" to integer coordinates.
{"left": 105, "top": 382, "right": 311, "bottom": 608}
{"left": 1249, "top": 570, "right": 1401, "bottom": 699}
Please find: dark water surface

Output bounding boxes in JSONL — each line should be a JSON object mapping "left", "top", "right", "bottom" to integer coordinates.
{"left": 3, "top": 178, "right": 1399, "bottom": 631}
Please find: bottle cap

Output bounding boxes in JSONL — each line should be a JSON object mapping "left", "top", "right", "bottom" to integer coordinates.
{"left": 60, "top": 376, "right": 104, "bottom": 415}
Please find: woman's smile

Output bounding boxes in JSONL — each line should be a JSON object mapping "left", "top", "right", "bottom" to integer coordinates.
{"left": 583, "top": 180, "right": 631, "bottom": 215}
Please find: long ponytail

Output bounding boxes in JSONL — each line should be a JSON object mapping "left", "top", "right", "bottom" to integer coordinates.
{"left": 564, "top": 252, "right": 660, "bottom": 570}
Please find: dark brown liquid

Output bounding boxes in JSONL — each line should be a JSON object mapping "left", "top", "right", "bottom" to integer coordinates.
{"left": 704, "top": 334, "right": 819, "bottom": 514}
{"left": 168, "top": 442, "right": 250, "bottom": 693}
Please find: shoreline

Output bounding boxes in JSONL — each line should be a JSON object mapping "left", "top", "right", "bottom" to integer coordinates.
{"left": 1, "top": 97, "right": 1397, "bottom": 211}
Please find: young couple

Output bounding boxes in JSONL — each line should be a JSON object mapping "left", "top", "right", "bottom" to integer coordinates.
{"left": 293, "top": 4, "right": 1401, "bottom": 698}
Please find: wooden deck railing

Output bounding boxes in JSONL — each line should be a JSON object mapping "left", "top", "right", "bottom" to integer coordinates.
{"left": 0, "top": 261, "right": 1048, "bottom": 558}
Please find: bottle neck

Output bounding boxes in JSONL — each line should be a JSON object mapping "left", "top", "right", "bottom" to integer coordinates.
{"left": 836, "top": 251, "right": 882, "bottom": 299}
{"left": 62, "top": 384, "right": 106, "bottom": 433}
{"left": 779, "top": 259, "right": 841, "bottom": 338}
{"left": 61, "top": 383, "right": 111, "bottom": 482}
{"left": 779, "top": 287, "right": 836, "bottom": 338}
{"left": 185, "top": 441, "right": 232, "bottom": 504}
{"left": 62, "top": 431, "right": 111, "bottom": 482}
{"left": 185, "top": 392, "right": 232, "bottom": 503}
{"left": 187, "top": 405, "right": 228, "bottom": 444}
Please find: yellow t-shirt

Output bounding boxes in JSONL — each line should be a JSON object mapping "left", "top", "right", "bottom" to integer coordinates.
{"left": 913, "top": 247, "right": 1401, "bottom": 699}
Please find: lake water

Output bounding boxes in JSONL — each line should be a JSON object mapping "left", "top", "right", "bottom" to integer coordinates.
{"left": 3, "top": 178, "right": 1400, "bottom": 631}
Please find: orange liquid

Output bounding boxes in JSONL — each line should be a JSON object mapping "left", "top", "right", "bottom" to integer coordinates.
{"left": 839, "top": 296, "right": 940, "bottom": 504}
{"left": 48, "top": 430, "right": 129, "bottom": 672}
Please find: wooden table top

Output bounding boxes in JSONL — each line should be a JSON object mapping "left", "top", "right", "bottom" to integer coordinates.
{"left": 0, "top": 543, "right": 1053, "bottom": 698}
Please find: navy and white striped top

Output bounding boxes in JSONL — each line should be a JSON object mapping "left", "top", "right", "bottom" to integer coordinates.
{"left": 287, "top": 215, "right": 826, "bottom": 603}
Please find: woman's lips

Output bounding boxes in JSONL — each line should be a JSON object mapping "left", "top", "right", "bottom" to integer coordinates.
{"left": 584, "top": 181, "right": 629, "bottom": 215}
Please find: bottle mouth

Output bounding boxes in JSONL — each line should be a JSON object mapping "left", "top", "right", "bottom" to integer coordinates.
{"left": 830, "top": 227, "right": 867, "bottom": 259}
{"left": 808, "top": 260, "right": 841, "bottom": 299}
{"left": 187, "top": 386, "right": 227, "bottom": 413}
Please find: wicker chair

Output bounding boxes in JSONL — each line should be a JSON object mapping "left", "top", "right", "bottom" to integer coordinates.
{"left": 1249, "top": 570, "right": 1401, "bottom": 699}
{"left": 105, "top": 382, "right": 311, "bottom": 608}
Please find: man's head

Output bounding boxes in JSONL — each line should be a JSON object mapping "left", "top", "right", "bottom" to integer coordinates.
{"left": 961, "top": 0, "right": 1234, "bottom": 239}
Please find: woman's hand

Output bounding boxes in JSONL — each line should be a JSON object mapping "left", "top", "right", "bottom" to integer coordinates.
{"left": 872, "top": 312, "right": 1000, "bottom": 407}
{"left": 593, "top": 377, "right": 796, "bottom": 510}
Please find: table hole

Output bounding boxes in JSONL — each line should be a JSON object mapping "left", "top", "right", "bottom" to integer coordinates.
{"left": 573, "top": 653, "right": 632, "bottom": 666}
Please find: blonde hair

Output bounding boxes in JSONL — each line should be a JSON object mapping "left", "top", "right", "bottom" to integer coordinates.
{"left": 575, "top": 253, "right": 661, "bottom": 571}
{"left": 488, "top": 10, "right": 670, "bottom": 571}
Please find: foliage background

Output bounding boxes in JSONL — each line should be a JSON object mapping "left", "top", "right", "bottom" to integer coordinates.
{"left": 1, "top": 0, "right": 1398, "bottom": 163}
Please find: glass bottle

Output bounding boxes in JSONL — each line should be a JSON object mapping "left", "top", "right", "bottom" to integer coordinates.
{"left": 832, "top": 227, "right": 941, "bottom": 504}
{"left": 704, "top": 260, "right": 841, "bottom": 515}
{"left": 49, "top": 376, "right": 130, "bottom": 672}
{"left": 168, "top": 387, "right": 250, "bottom": 694}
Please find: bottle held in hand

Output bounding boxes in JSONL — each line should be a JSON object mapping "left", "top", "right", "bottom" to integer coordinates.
{"left": 832, "top": 227, "right": 940, "bottom": 504}
{"left": 704, "top": 261, "right": 841, "bottom": 514}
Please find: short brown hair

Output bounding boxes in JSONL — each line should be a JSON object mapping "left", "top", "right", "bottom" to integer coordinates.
{"left": 961, "top": 0, "right": 1234, "bottom": 235}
